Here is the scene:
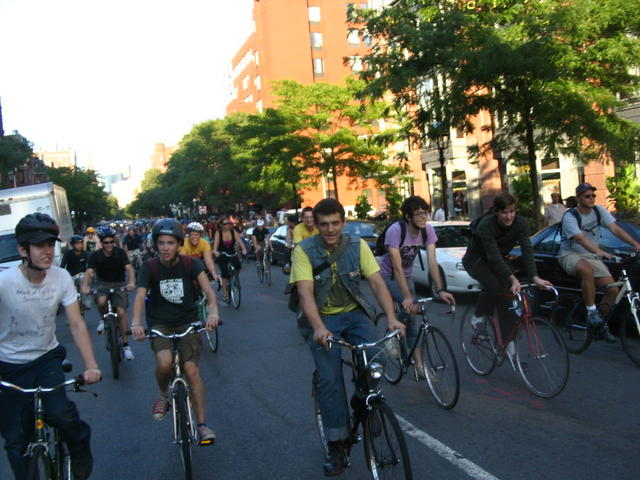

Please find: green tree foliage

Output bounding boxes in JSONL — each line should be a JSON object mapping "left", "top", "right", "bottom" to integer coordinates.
{"left": 355, "top": 195, "right": 372, "bottom": 219}
{"left": 45, "top": 166, "right": 112, "bottom": 225}
{"left": 0, "top": 133, "right": 36, "bottom": 182}
{"left": 358, "top": 0, "right": 640, "bottom": 224}
{"left": 140, "top": 168, "right": 162, "bottom": 192}
{"left": 606, "top": 164, "right": 640, "bottom": 219}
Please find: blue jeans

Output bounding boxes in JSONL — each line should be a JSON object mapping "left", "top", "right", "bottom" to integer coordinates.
{"left": 0, "top": 345, "right": 91, "bottom": 480}
{"left": 382, "top": 275, "right": 420, "bottom": 345}
{"left": 309, "top": 309, "right": 377, "bottom": 442}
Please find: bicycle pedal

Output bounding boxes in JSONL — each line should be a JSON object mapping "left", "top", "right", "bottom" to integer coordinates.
{"left": 199, "top": 439, "right": 215, "bottom": 447}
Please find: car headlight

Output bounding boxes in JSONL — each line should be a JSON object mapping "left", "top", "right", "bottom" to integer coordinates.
{"left": 456, "top": 262, "right": 466, "bottom": 271}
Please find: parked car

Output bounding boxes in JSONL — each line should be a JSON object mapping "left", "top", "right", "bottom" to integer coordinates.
{"left": 270, "top": 224, "right": 290, "bottom": 265}
{"left": 343, "top": 220, "right": 379, "bottom": 251}
{"left": 410, "top": 221, "right": 481, "bottom": 295}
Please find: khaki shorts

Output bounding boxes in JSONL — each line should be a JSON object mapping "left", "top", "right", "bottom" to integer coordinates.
{"left": 150, "top": 324, "right": 202, "bottom": 364}
{"left": 95, "top": 281, "right": 129, "bottom": 310}
{"left": 559, "top": 252, "right": 612, "bottom": 278}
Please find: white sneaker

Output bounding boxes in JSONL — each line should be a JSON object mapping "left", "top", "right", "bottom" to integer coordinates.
{"left": 470, "top": 315, "right": 485, "bottom": 330}
{"left": 96, "top": 320, "right": 105, "bottom": 334}
{"left": 123, "top": 346, "right": 135, "bottom": 361}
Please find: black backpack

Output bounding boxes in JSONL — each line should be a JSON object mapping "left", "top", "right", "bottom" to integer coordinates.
{"left": 561, "top": 206, "right": 602, "bottom": 243}
{"left": 373, "top": 221, "right": 428, "bottom": 270}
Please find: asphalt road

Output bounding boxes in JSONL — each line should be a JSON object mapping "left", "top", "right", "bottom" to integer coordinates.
{"left": 2, "top": 262, "right": 639, "bottom": 480}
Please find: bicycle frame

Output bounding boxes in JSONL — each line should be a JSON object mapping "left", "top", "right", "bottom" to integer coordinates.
{"left": 169, "top": 340, "right": 197, "bottom": 447}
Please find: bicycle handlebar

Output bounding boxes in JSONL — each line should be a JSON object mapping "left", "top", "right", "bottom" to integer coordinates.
{"left": 515, "top": 284, "right": 559, "bottom": 303}
{"left": 327, "top": 329, "right": 401, "bottom": 351}
{"left": 413, "top": 297, "right": 456, "bottom": 315}
{"left": 0, "top": 375, "right": 85, "bottom": 395}
{"left": 126, "top": 322, "right": 205, "bottom": 338}
{"left": 90, "top": 286, "right": 128, "bottom": 295}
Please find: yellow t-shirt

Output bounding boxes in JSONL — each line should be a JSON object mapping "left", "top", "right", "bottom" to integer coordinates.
{"left": 181, "top": 238, "right": 211, "bottom": 258}
{"left": 290, "top": 238, "right": 379, "bottom": 315}
{"left": 292, "top": 223, "right": 319, "bottom": 243}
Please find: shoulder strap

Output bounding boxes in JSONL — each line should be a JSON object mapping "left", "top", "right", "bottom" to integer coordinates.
{"left": 399, "top": 221, "right": 407, "bottom": 248}
{"left": 312, "top": 234, "right": 350, "bottom": 277}
{"left": 149, "top": 257, "right": 160, "bottom": 282}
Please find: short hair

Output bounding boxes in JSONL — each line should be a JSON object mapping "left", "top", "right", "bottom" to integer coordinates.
{"left": 493, "top": 192, "right": 517, "bottom": 211}
{"left": 313, "top": 198, "right": 345, "bottom": 222}
{"left": 401, "top": 196, "right": 430, "bottom": 220}
{"left": 286, "top": 214, "right": 298, "bottom": 224}
{"left": 301, "top": 206, "right": 313, "bottom": 215}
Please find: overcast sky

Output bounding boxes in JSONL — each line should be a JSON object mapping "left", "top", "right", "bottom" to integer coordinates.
{"left": 0, "top": 0, "right": 253, "bottom": 175}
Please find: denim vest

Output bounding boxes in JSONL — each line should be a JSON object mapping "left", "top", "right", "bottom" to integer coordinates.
{"left": 299, "top": 234, "right": 375, "bottom": 319}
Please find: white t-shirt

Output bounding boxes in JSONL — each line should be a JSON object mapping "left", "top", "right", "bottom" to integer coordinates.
{"left": 0, "top": 266, "right": 77, "bottom": 364}
{"left": 559, "top": 206, "right": 616, "bottom": 256}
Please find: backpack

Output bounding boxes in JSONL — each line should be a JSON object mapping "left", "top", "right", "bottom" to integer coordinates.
{"left": 148, "top": 255, "right": 201, "bottom": 301}
{"left": 561, "top": 206, "right": 602, "bottom": 244}
{"left": 469, "top": 211, "right": 493, "bottom": 237}
{"left": 373, "top": 220, "right": 427, "bottom": 270}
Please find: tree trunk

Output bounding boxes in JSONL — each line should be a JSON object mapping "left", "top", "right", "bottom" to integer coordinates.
{"left": 524, "top": 112, "right": 544, "bottom": 228}
{"left": 331, "top": 165, "right": 339, "bottom": 202}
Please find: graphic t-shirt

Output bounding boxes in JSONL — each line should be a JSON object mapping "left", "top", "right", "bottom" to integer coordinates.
{"left": 378, "top": 222, "right": 437, "bottom": 277}
{"left": 88, "top": 247, "right": 130, "bottom": 283}
{"left": 137, "top": 256, "right": 204, "bottom": 328}
{"left": 0, "top": 266, "right": 77, "bottom": 363}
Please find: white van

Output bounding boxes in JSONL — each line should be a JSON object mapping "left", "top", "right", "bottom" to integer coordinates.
{"left": 0, "top": 183, "right": 74, "bottom": 270}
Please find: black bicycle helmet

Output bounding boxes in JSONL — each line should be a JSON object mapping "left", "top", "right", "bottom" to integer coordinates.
{"left": 97, "top": 226, "right": 116, "bottom": 240}
{"left": 70, "top": 235, "right": 83, "bottom": 245}
{"left": 152, "top": 218, "right": 184, "bottom": 244}
{"left": 15, "top": 213, "right": 61, "bottom": 244}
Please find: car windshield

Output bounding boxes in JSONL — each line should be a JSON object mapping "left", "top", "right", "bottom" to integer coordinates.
{"left": 433, "top": 225, "right": 471, "bottom": 248}
{"left": 0, "top": 234, "right": 21, "bottom": 263}
{"left": 343, "top": 222, "right": 377, "bottom": 237}
{"left": 600, "top": 222, "right": 640, "bottom": 253}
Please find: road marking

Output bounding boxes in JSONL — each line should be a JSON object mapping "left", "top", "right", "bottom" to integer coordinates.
{"left": 396, "top": 414, "right": 502, "bottom": 480}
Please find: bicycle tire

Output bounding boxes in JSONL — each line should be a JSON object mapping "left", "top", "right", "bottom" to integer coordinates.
{"left": 26, "top": 444, "right": 52, "bottom": 480}
{"left": 363, "top": 399, "right": 412, "bottom": 480}
{"left": 230, "top": 275, "right": 241, "bottom": 309}
{"left": 311, "top": 370, "right": 330, "bottom": 457}
{"left": 105, "top": 318, "right": 120, "bottom": 380}
{"left": 205, "top": 328, "right": 219, "bottom": 353}
{"left": 264, "top": 254, "right": 272, "bottom": 286}
{"left": 515, "top": 316, "right": 569, "bottom": 398}
{"left": 174, "top": 383, "right": 193, "bottom": 480}
{"left": 459, "top": 310, "right": 496, "bottom": 375}
{"left": 256, "top": 261, "right": 264, "bottom": 283}
{"left": 421, "top": 326, "right": 460, "bottom": 410}
{"left": 374, "top": 313, "right": 404, "bottom": 384}
{"left": 551, "top": 294, "right": 592, "bottom": 354}
{"left": 620, "top": 297, "right": 640, "bottom": 368}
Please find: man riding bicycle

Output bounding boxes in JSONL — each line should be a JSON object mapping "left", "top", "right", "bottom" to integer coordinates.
{"left": 291, "top": 198, "right": 405, "bottom": 476}
{"left": 462, "top": 193, "right": 552, "bottom": 359}
{"left": 0, "top": 213, "right": 101, "bottom": 480}
{"left": 81, "top": 226, "right": 136, "bottom": 360}
{"left": 181, "top": 221, "right": 218, "bottom": 281}
{"left": 292, "top": 206, "right": 318, "bottom": 244}
{"left": 131, "top": 218, "right": 220, "bottom": 445}
{"left": 251, "top": 219, "right": 271, "bottom": 268}
{"left": 559, "top": 183, "right": 640, "bottom": 335}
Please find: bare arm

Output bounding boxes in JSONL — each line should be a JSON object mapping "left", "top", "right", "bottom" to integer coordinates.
{"left": 125, "top": 264, "right": 136, "bottom": 290}
{"left": 212, "top": 231, "right": 220, "bottom": 256}
{"left": 130, "top": 287, "right": 147, "bottom": 341}
{"left": 425, "top": 243, "right": 455, "bottom": 304}
{"left": 202, "top": 250, "right": 218, "bottom": 280}
{"left": 609, "top": 223, "right": 640, "bottom": 252}
{"left": 81, "top": 267, "right": 94, "bottom": 294}
{"left": 235, "top": 231, "right": 248, "bottom": 256}
{"left": 571, "top": 232, "right": 610, "bottom": 258}
{"left": 367, "top": 272, "right": 405, "bottom": 335}
{"left": 64, "top": 302, "right": 101, "bottom": 384}
{"left": 387, "top": 246, "right": 416, "bottom": 313}
{"left": 198, "top": 271, "right": 220, "bottom": 331}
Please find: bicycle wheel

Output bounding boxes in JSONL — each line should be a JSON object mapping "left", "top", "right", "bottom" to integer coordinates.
{"left": 551, "top": 294, "right": 592, "bottom": 354}
{"left": 264, "top": 255, "right": 272, "bottom": 286}
{"left": 26, "top": 445, "right": 52, "bottom": 480}
{"left": 204, "top": 328, "right": 219, "bottom": 353}
{"left": 311, "top": 370, "right": 330, "bottom": 457}
{"left": 374, "top": 313, "right": 404, "bottom": 384}
{"left": 363, "top": 399, "right": 412, "bottom": 480}
{"left": 105, "top": 318, "right": 120, "bottom": 380}
{"left": 256, "top": 261, "right": 264, "bottom": 283}
{"left": 230, "top": 275, "right": 241, "bottom": 309}
{"left": 620, "top": 298, "right": 640, "bottom": 368}
{"left": 514, "top": 317, "right": 569, "bottom": 398}
{"left": 420, "top": 326, "right": 460, "bottom": 410}
{"left": 459, "top": 311, "right": 496, "bottom": 375}
{"left": 174, "top": 383, "right": 193, "bottom": 480}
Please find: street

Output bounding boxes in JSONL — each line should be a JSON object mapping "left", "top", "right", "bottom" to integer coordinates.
{"left": 1, "top": 264, "right": 638, "bottom": 480}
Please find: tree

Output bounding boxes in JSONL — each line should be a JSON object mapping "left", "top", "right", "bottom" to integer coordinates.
{"left": 0, "top": 132, "right": 36, "bottom": 184}
{"left": 606, "top": 164, "right": 640, "bottom": 219}
{"left": 358, "top": 0, "right": 640, "bottom": 225}
{"left": 140, "top": 168, "right": 163, "bottom": 192}
{"left": 355, "top": 195, "right": 372, "bottom": 219}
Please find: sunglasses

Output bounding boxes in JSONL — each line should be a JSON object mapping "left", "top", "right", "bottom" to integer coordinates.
{"left": 582, "top": 194, "right": 596, "bottom": 199}
{"left": 222, "top": 222, "right": 231, "bottom": 226}
{"left": 413, "top": 211, "right": 429, "bottom": 217}
{"left": 102, "top": 240, "right": 115, "bottom": 245}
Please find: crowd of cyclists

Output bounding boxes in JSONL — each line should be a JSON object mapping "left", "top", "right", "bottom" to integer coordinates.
{"left": 1, "top": 183, "right": 639, "bottom": 479}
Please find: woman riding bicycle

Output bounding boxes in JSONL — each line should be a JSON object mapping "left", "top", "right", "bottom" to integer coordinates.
{"left": 212, "top": 216, "right": 247, "bottom": 303}
{"left": 462, "top": 193, "right": 552, "bottom": 355}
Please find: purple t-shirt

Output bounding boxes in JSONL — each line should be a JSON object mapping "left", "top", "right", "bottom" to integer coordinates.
{"left": 378, "top": 222, "right": 437, "bottom": 277}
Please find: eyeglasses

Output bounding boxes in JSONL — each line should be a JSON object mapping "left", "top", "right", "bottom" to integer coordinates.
{"left": 582, "top": 194, "right": 596, "bottom": 199}
{"left": 102, "top": 240, "right": 115, "bottom": 244}
{"left": 413, "top": 211, "right": 429, "bottom": 218}
{"left": 222, "top": 222, "right": 231, "bottom": 226}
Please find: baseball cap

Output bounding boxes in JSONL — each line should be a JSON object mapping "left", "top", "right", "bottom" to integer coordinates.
{"left": 575, "top": 183, "right": 597, "bottom": 196}
{"left": 256, "top": 219, "right": 265, "bottom": 226}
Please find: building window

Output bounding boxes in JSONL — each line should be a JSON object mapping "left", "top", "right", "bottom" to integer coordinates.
{"left": 347, "top": 29, "right": 360, "bottom": 46}
{"left": 313, "top": 58, "right": 325, "bottom": 76}
{"left": 256, "top": 100, "right": 263, "bottom": 113}
{"left": 254, "top": 75, "right": 261, "bottom": 91}
{"left": 363, "top": 33, "right": 372, "bottom": 46}
{"left": 242, "top": 75, "right": 249, "bottom": 90}
{"left": 308, "top": 6, "right": 321, "bottom": 23}
{"left": 310, "top": 32, "right": 323, "bottom": 49}
{"left": 349, "top": 56, "right": 363, "bottom": 72}
{"left": 244, "top": 94, "right": 253, "bottom": 103}
{"left": 254, "top": 51, "right": 260, "bottom": 66}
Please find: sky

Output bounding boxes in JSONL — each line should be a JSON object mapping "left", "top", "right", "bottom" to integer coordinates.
{"left": 0, "top": 0, "right": 254, "bottom": 176}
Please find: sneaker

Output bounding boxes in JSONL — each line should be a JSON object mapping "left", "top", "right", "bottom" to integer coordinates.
{"left": 69, "top": 442, "right": 93, "bottom": 480}
{"left": 96, "top": 320, "right": 105, "bottom": 334}
{"left": 123, "top": 346, "right": 134, "bottom": 361}
{"left": 198, "top": 425, "right": 216, "bottom": 446}
{"left": 600, "top": 324, "right": 617, "bottom": 343}
{"left": 323, "top": 441, "right": 347, "bottom": 476}
{"left": 587, "top": 309, "right": 604, "bottom": 327}
{"left": 470, "top": 315, "right": 486, "bottom": 331}
{"left": 152, "top": 395, "right": 170, "bottom": 421}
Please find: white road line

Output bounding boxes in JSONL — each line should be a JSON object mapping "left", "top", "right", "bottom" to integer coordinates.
{"left": 396, "top": 414, "right": 502, "bottom": 480}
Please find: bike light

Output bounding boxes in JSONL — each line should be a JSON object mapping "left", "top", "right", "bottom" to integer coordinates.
{"left": 456, "top": 262, "right": 465, "bottom": 271}
{"left": 367, "top": 362, "right": 384, "bottom": 385}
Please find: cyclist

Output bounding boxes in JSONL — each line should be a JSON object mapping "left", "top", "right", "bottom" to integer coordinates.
{"left": 462, "top": 193, "right": 552, "bottom": 358}
{"left": 292, "top": 206, "right": 318, "bottom": 244}
{"left": 291, "top": 198, "right": 405, "bottom": 476}
{"left": 61, "top": 235, "right": 89, "bottom": 277}
{"left": 250, "top": 219, "right": 271, "bottom": 270}
{"left": 131, "top": 218, "right": 219, "bottom": 445}
{"left": 181, "top": 221, "right": 218, "bottom": 281}
{"left": 212, "top": 216, "right": 247, "bottom": 303}
{"left": 83, "top": 226, "right": 101, "bottom": 252}
{"left": 558, "top": 183, "right": 640, "bottom": 331}
{"left": 283, "top": 214, "right": 298, "bottom": 274}
{"left": 122, "top": 225, "right": 145, "bottom": 263}
{"left": 81, "top": 226, "right": 136, "bottom": 360}
{"left": 0, "top": 213, "right": 101, "bottom": 480}
{"left": 377, "top": 196, "right": 455, "bottom": 375}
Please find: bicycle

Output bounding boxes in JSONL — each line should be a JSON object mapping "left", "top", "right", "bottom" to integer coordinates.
{"left": 460, "top": 285, "right": 569, "bottom": 398}
{"left": 551, "top": 253, "right": 640, "bottom": 366}
{"left": 92, "top": 286, "right": 128, "bottom": 380}
{"left": 311, "top": 330, "right": 413, "bottom": 479}
{"left": 376, "top": 298, "right": 459, "bottom": 410}
{"left": 132, "top": 323, "right": 211, "bottom": 480}
{"left": 0, "top": 364, "right": 97, "bottom": 480}
{"left": 197, "top": 292, "right": 218, "bottom": 352}
{"left": 220, "top": 251, "right": 241, "bottom": 309}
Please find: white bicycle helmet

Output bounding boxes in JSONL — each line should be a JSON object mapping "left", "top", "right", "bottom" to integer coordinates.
{"left": 186, "top": 221, "right": 205, "bottom": 233}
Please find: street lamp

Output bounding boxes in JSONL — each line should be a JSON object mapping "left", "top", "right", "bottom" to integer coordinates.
{"left": 433, "top": 126, "right": 450, "bottom": 220}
